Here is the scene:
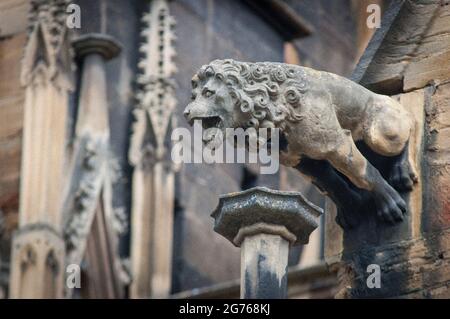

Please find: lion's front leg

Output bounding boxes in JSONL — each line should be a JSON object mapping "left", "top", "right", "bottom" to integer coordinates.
{"left": 326, "top": 130, "right": 407, "bottom": 224}
{"left": 295, "top": 156, "right": 368, "bottom": 229}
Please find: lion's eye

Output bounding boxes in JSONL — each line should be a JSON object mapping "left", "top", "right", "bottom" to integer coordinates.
{"left": 202, "top": 88, "right": 215, "bottom": 98}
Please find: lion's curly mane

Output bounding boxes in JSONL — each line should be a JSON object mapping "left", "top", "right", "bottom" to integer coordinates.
{"left": 191, "top": 59, "right": 308, "bottom": 130}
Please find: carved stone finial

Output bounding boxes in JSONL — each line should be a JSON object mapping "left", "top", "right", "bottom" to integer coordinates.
{"left": 21, "top": 0, "right": 75, "bottom": 89}
{"left": 129, "top": 0, "right": 177, "bottom": 166}
{"left": 186, "top": 59, "right": 418, "bottom": 229}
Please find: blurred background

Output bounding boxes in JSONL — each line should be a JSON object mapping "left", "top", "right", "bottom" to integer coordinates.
{"left": 0, "top": 0, "right": 384, "bottom": 298}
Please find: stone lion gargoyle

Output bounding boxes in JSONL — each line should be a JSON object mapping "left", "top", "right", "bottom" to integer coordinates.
{"left": 183, "top": 59, "right": 417, "bottom": 229}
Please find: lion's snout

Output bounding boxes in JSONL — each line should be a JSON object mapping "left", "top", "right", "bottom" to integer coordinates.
{"left": 184, "top": 101, "right": 221, "bottom": 127}
{"left": 183, "top": 106, "right": 191, "bottom": 120}
{"left": 184, "top": 102, "right": 198, "bottom": 125}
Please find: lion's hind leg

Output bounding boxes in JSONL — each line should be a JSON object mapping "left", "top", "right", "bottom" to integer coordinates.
{"left": 326, "top": 128, "right": 407, "bottom": 224}
{"left": 385, "top": 142, "right": 418, "bottom": 192}
{"left": 362, "top": 98, "right": 417, "bottom": 192}
{"left": 362, "top": 98, "right": 411, "bottom": 157}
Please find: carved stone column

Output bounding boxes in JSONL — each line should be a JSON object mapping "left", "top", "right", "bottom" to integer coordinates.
{"left": 63, "top": 33, "right": 122, "bottom": 298}
{"left": 129, "top": 0, "right": 178, "bottom": 299}
{"left": 9, "top": 0, "right": 74, "bottom": 298}
{"left": 64, "top": 33, "right": 121, "bottom": 264}
{"left": 211, "top": 187, "right": 322, "bottom": 299}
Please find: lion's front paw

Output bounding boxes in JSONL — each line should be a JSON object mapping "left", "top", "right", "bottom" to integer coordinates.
{"left": 387, "top": 160, "right": 418, "bottom": 192}
{"left": 374, "top": 184, "right": 407, "bottom": 224}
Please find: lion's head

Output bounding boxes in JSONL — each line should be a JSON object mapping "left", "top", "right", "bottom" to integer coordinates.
{"left": 184, "top": 59, "right": 308, "bottom": 147}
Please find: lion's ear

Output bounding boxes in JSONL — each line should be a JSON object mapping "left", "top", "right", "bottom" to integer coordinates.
{"left": 205, "top": 66, "right": 215, "bottom": 77}
{"left": 191, "top": 75, "right": 199, "bottom": 88}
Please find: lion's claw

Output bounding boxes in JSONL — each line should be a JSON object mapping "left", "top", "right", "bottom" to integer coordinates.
{"left": 387, "top": 161, "right": 417, "bottom": 192}
{"left": 374, "top": 184, "right": 407, "bottom": 224}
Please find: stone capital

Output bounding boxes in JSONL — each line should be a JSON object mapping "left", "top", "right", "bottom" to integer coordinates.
{"left": 73, "top": 33, "right": 122, "bottom": 60}
{"left": 211, "top": 187, "right": 322, "bottom": 247}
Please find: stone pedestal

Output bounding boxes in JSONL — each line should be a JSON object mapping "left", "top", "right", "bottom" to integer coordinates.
{"left": 211, "top": 187, "right": 322, "bottom": 299}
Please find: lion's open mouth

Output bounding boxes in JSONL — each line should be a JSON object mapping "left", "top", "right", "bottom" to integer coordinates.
{"left": 191, "top": 116, "right": 223, "bottom": 130}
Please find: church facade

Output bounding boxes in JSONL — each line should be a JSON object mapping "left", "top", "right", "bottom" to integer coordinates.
{"left": 0, "top": 0, "right": 448, "bottom": 299}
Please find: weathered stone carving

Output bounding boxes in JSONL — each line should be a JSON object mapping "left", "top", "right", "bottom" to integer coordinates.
{"left": 19, "top": 0, "right": 75, "bottom": 227}
{"left": 185, "top": 59, "right": 418, "bottom": 228}
{"left": 131, "top": 0, "right": 177, "bottom": 162}
{"left": 10, "top": 225, "right": 65, "bottom": 298}
{"left": 22, "top": 0, "right": 74, "bottom": 89}
{"left": 64, "top": 139, "right": 104, "bottom": 253}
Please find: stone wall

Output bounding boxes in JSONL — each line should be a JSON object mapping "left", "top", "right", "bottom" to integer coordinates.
{"left": 0, "top": 31, "right": 27, "bottom": 298}
{"left": 287, "top": 0, "right": 357, "bottom": 75}
{"left": 327, "top": 84, "right": 450, "bottom": 298}
{"left": 324, "top": 1, "right": 450, "bottom": 298}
